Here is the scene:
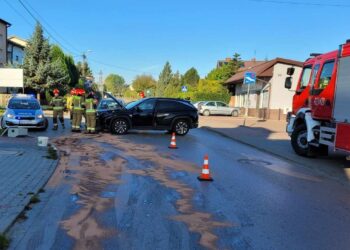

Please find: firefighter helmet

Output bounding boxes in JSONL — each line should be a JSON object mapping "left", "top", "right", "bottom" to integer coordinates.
{"left": 53, "top": 89, "right": 59, "bottom": 94}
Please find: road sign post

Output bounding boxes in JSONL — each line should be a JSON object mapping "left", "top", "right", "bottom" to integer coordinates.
{"left": 243, "top": 72, "right": 256, "bottom": 126}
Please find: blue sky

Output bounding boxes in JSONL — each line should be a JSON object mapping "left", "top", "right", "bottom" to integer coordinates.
{"left": 1, "top": 0, "right": 350, "bottom": 83}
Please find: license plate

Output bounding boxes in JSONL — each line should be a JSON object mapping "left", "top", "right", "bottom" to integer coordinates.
{"left": 19, "top": 120, "right": 36, "bottom": 125}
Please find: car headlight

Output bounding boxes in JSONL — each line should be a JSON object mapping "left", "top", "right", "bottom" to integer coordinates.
{"left": 6, "top": 114, "right": 14, "bottom": 119}
{"left": 37, "top": 114, "right": 43, "bottom": 119}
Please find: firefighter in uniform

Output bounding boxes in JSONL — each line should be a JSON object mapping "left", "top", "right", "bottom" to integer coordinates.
{"left": 50, "top": 89, "right": 65, "bottom": 130}
{"left": 71, "top": 89, "right": 85, "bottom": 132}
{"left": 83, "top": 91, "right": 98, "bottom": 134}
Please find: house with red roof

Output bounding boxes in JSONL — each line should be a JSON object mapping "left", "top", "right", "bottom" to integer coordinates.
{"left": 224, "top": 58, "right": 303, "bottom": 120}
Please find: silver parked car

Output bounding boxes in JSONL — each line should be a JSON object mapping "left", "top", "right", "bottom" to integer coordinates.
{"left": 192, "top": 101, "right": 205, "bottom": 110}
{"left": 198, "top": 101, "right": 240, "bottom": 117}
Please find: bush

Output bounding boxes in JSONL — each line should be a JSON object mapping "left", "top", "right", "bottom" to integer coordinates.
{"left": 0, "top": 234, "right": 10, "bottom": 249}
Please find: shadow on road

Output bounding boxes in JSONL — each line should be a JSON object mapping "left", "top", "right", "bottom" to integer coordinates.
{"left": 202, "top": 122, "right": 350, "bottom": 186}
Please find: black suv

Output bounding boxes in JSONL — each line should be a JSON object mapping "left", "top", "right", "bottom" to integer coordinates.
{"left": 97, "top": 94, "right": 198, "bottom": 136}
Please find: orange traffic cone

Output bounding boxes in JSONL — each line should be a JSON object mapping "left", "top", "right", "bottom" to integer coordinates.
{"left": 197, "top": 155, "right": 213, "bottom": 181}
{"left": 168, "top": 132, "right": 178, "bottom": 149}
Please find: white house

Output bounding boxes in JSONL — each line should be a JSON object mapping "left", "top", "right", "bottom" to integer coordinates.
{"left": 7, "top": 36, "right": 27, "bottom": 65}
{"left": 224, "top": 58, "right": 303, "bottom": 120}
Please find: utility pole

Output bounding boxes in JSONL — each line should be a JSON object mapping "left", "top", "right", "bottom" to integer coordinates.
{"left": 82, "top": 53, "right": 87, "bottom": 77}
{"left": 98, "top": 70, "right": 103, "bottom": 92}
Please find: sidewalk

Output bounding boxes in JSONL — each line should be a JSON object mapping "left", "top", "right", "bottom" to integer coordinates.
{"left": 200, "top": 116, "right": 350, "bottom": 186}
{"left": 0, "top": 137, "right": 58, "bottom": 233}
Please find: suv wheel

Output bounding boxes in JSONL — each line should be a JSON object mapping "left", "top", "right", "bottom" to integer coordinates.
{"left": 173, "top": 119, "right": 190, "bottom": 136}
{"left": 110, "top": 118, "right": 129, "bottom": 135}
{"left": 203, "top": 110, "right": 210, "bottom": 116}
{"left": 231, "top": 110, "right": 239, "bottom": 117}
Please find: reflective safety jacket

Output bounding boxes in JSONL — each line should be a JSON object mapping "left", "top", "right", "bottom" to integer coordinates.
{"left": 72, "top": 96, "right": 84, "bottom": 111}
{"left": 51, "top": 96, "right": 65, "bottom": 111}
{"left": 84, "top": 98, "right": 97, "bottom": 113}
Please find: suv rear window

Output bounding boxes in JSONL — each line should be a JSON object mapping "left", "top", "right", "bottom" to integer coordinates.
{"left": 9, "top": 99, "right": 40, "bottom": 110}
{"left": 157, "top": 100, "right": 193, "bottom": 112}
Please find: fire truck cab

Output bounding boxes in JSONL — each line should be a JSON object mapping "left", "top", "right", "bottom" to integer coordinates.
{"left": 285, "top": 40, "right": 350, "bottom": 156}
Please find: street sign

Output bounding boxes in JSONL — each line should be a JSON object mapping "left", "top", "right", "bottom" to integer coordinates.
{"left": 244, "top": 72, "right": 256, "bottom": 85}
{"left": 181, "top": 86, "right": 188, "bottom": 92}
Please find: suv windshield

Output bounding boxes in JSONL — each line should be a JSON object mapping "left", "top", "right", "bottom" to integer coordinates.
{"left": 125, "top": 99, "right": 144, "bottom": 110}
{"left": 8, "top": 99, "right": 40, "bottom": 110}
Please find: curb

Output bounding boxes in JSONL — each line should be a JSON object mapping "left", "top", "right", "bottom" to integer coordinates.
{"left": 1, "top": 146, "right": 59, "bottom": 235}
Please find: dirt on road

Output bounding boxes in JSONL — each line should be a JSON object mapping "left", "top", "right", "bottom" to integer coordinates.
{"left": 50, "top": 133, "right": 231, "bottom": 250}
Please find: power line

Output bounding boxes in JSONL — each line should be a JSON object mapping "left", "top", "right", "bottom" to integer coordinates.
{"left": 3, "top": 0, "right": 34, "bottom": 27}
{"left": 247, "top": 0, "right": 350, "bottom": 7}
{"left": 17, "top": 0, "right": 80, "bottom": 56}
{"left": 20, "top": 0, "right": 82, "bottom": 54}
{"left": 14, "top": 0, "right": 152, "bottom": 74}
{"left": 89, "top": 58, "right": 151, "bottom": 74}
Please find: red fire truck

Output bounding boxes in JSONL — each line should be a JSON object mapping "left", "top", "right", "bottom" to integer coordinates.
{"left": 285, "top": 40, "right": 350, "bottom": 157}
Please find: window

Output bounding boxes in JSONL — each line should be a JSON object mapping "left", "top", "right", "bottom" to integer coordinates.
{"left": 9, "top": 99, "right": 40, "bottom": 110}
{"left": 98, "top": 99, "right": 121, "bottom": 110}
{"left": 318, "top": 61, "right": 335, "bottom": 89}
{"left": 205, "top": 102, "right": 215, "bottom": 106}
{"left": 300, "top": 66, "right": 312, "bottom": 88}
{"left": 138, "top": 99, "right": 156, "bottom": 111}
{"left": 310, "top": 64, "right": 320, "bottom": 87}
{"left": 157, "top": 101, "right": 176, "bottom": 111}
{"left": 216, "top": 102, "right": 227, "bottom": 107}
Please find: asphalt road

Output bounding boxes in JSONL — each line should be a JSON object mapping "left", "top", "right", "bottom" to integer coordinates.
{"left": 8, "top": 128, "right": 350, "bottom": 250}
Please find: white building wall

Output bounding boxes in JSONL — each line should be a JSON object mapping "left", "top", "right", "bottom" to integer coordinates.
{"left": 269, "top": 63, "right": 302, "bottom": 112}
{"left": 11, "top": 45, "right": 24, "bottom": 65}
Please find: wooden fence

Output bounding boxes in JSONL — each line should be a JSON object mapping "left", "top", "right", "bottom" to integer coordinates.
{"left": 0, "top": 94, "right": 11, "bottom": 107}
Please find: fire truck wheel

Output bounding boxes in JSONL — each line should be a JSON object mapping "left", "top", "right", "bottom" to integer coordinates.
{"left": 291, "top": 124, "right": 309, "bottom": 156}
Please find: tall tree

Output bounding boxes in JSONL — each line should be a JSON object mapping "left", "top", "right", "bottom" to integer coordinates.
{"left": 206, "top": 52, "right": 244, "bottom": 82}
{"left": 156, "top": 61, "right": 172, "bottom": 96}
{"left": 132, "top": 75, "right": 156, "bottom": 93}
{"left": 23, "top": 22, "right": 51, "bottom": 92}
{"left": 182, "top": 67, "right": 200, "bottom": 87}
{"left": 76, "top": 61, "right": 92, "bottom": 78}
{"left": 164, "top": 71, "right": 181, "bottom": 97}
{"left": 65, "top": 55, "right": 80, "bottom": 87}
{"left": 104, "top": 74, "right": 126, "bottom": 95}
{"left": 48, "top": 45, "right": 70, "bottom": 91}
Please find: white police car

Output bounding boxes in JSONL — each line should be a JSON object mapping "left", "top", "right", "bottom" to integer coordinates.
{"left": 0, "top": 94, "right": 48, "bottom": 130}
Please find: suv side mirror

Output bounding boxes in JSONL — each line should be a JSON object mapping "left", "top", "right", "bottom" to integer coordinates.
{"left": 285, "top": 77, "right": 292, "bottom": 89}
{"left": 287, "top": 67, "right": 295, "bottom": 76}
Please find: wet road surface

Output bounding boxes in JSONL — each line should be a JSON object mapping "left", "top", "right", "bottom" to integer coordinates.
{"left": 8, "top": 128, "right": 350, "bottom": 250}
